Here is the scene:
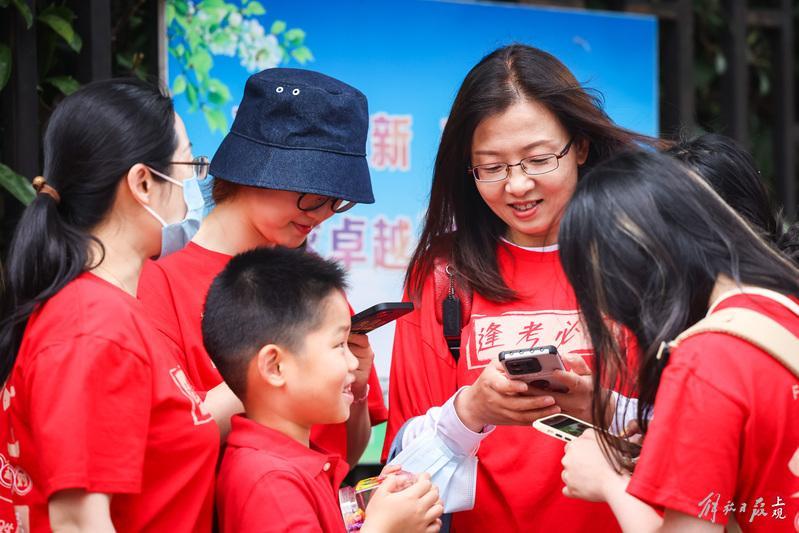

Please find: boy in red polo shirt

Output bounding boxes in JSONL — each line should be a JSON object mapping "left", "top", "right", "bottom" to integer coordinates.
{"left": 202, "top": 247, "right": 443, "bottom": 533}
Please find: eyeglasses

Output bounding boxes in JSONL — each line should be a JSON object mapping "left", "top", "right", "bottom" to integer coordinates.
{"left": 468, "top": 138, "right": 575, "bottom": 183}
{"left": 170, "top": 155, "right": 210, "bottom": 181}
{"left": 296, "top": 192, "right": 357, "bottom": 213}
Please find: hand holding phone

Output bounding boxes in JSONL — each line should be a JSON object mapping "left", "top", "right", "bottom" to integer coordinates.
{"left": 498, "top": 345, "right": 570, "bottom": 392}
{"left": 533, "top": 413, "right": 642, "bottom": 458}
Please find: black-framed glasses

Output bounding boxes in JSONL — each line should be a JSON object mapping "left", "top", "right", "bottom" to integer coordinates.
{"left": 296, "top": 192, "right": 357, "bottom": 213}
{"left": 468, "top": 138, "right": 575, "bottom": 183}
{"left": 170, "top": 155, "right": 210, "bottom": 180}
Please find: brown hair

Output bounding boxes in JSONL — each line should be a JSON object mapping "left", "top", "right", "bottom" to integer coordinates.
{"left": 212, "top": 178, "right": 241, "bottom": 205}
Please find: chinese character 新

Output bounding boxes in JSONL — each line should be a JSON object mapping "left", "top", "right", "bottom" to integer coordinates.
{"left": 373, "top": 216, "right": 412, "bottom": 270}
{"left": 331, "top": 217, "right": 367, "bottom": 269}
{"left": 370, "top": 112, "right": 413, "bottom": 172}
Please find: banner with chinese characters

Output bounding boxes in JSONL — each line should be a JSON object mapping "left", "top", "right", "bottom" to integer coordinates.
{"left": 164, "top": 0, "right": 657, "bottom": 462}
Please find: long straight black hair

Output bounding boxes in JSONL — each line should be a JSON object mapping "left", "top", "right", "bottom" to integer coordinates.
{"left": 0, "top": 78, "right": 176, "bottom": 383}
{"left": 666, "top": 132, "right": 799, "bottom": 265}
{"left": 558, "top": 150, "right": 799, "bottom": 466}
{"left": 406, "top": 44, "right": 664, "bottom": 302}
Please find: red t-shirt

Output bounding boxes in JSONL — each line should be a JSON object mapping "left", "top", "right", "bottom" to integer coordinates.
{"left": 385, "top": 242, "right": 621, "bottom": 532}
{"left": 138, "top": 242, "right": 388, "bottom": 459}
{"left": 217, "top": 415, "right": 349, "bottom": 532}
{"left": 628, "top": 293, "right": 799, "bottom": 531}
{"left": 1, "top": 273, "right": 219, "bottom": 532}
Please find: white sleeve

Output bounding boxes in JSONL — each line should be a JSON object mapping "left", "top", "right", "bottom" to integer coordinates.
{"left": 389, "top": 386, "right": 495, "bottom": 513}
{"left": 610, "top": 391, "right": 642, "bottom": 435}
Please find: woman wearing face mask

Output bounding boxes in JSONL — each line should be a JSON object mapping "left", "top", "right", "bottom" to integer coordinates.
{"left": 0, "top": 79, "right": 218, "bottom": 532}
{"left": 558, "top": 151, "right": 799, "bottom": 532}
{"left": 138, "top": 68, "right": 387, "bottom": 465}
{"left": 382, "top": 44, "right": 660, "bottom": 532}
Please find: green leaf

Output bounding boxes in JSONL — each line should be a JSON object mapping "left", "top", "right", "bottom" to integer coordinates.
{"left": 166, "top": 3, "right": 176, "bottom": 25}
{"left": 186, "top": 82, "right": 198, "bottom": 110}
{"left": 46, "top": 75, "right": 80, "bottom": 95}
{"left": 38, "top": 11, "right": 82, "bottom": 52}
{"left": 192, "top": 49, "right": 213, "bottom": 74}
{"left": 0, "top": 0, "right": 10, "bottom": 8}
{"left": 284, "top": 28, "right": 305, "bottom": 46}
{"left": 173, "top": 0, "right": 189, "bottom": 17}
{"left": 290, "top": 46, "right": 313, "bottom": 64}
{"left": 0, "top": 163, "right": 35, "bottom": 205}
{"left": 207, "top": 78, "right": 231, "bottom": 103}
{"left": 11, "top": 0, "right": 33, "bottom": 29}
{"left": 200, "top": 0, "right": 226, "bottom": 8}
{"left": 202, "top": 105, "right": 228, "bottom": 133}
{"left": 243, "top": 1, "right": 265, "bottom": 16}
{"left": 0, "top": 44, "right": 11, "bottom": 92}
{"left": 115, "top": 52, "right": 133, "bottom": 69}
{"left": 270, "top": 20, "right": 286, "bottom": 35}
{"left": 172, "top": 74, "right": 187, "bottom": 95}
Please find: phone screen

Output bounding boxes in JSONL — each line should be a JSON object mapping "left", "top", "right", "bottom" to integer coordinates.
{"left": 545, "top": 415, "right": 593, "bottom": 438}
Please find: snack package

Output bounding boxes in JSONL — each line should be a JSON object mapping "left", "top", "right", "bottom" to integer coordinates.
{"left": 339, "top": 471, "right": 417, "bottom": 531}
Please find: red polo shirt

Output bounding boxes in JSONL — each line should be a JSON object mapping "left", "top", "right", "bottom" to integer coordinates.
{"left": 217, "top": 415, "right": 349, "bottom": 532}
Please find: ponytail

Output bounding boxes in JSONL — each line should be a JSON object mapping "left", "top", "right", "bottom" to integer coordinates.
{"left": 0, "top": 78, "right": 176, "bottom": 383}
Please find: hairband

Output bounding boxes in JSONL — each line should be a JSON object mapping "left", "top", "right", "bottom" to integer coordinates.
{"left": 32, "top": 176, "right": 61, "bottom": 204}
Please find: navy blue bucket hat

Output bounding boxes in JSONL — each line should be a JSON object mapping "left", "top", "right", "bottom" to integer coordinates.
{"left": 210, "top": 68, "right": 374, "bottom": 204}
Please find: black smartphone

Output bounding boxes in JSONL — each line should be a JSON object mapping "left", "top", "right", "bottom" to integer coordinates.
{"left": 350, "top": 302, "right": 414, "bottom": 335}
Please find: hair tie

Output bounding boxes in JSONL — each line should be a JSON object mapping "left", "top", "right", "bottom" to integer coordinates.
{"left": 32, "top": 176, "right": 61, "bottom": 204}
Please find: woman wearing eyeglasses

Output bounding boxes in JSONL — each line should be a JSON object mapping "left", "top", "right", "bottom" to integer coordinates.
{"left": 0, "top": 79, "right": 219, "bottom": 531}
{"left": 383, "top": 44, "right": 660, "bottom": 532}
{"left": 137, "top": 68, "right": 387, "bottom": 466}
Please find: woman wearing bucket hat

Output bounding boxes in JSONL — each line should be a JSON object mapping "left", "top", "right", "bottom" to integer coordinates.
{"left": 0, "top": 79, "right": 218, "bottom": 531}
{"left": 138, "top": 68, "right": 387, "bottom": 466}
{"left": 382, "top": 44, "right": 662, "bottom": 532}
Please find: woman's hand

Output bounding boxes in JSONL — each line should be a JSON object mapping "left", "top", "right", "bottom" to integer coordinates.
{"left": 561, "top": 429, "right": 629, "bottom": 503}
{"left": 454, "top": 359, "right": 561, "bottom": 432}
{"left": 527, "top": 354, "right": 596, "bottom": 423}
{"left": 347, "top": 333, "right": 375, "bottom": 399}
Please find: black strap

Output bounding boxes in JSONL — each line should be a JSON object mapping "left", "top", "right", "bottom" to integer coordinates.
{"left": 442, "top": 265, "right": 461, "bottom": 362}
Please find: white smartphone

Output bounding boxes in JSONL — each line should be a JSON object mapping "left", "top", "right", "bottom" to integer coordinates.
{"left": 532, "top": 413, "right": 594, "bottom": 443}
{"left": 498, "top": 345, "right": 569, "bottom": 392}
{"left": 533, "top": 413, "right": 643, "bottom": 458}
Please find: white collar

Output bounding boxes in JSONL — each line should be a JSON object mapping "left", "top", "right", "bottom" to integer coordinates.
{"left": 500, "top": 236, "right": 559, "bottom": 253}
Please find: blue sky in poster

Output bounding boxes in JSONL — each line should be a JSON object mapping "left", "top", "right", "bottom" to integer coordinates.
{"left": 169, "top": 0, "right": 657, "bottom": 225}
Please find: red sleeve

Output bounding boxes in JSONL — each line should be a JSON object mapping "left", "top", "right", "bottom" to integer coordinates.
{"left": 627, "top": 349, "right": 743, "bottom": 525}
{"left": 381, "top": 276, "right": 458, "bottom": 461}
{"left": 137, "top": 260, "right": 184, "bottom": 353}
{"left": 27, "top": 338, "right": 152, "bottom": 498}
{"left": 237, "top": 472, "right": 324, "bottom": 533}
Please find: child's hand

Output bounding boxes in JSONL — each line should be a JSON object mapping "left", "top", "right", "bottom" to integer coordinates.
{"left": 361, "top": 473, "right": 443, "bottom": 533}
{"left": 378, "top": 464, "right": 415, "bottom": 491}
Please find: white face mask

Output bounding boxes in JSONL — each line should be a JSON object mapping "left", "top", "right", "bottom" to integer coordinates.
{"left": 143, "top": 167, "right": 206, "bottom": 257}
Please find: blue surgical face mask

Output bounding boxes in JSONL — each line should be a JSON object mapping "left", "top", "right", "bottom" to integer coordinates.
{"left": 143, "top": 167, "right": 206, "bottom": 258}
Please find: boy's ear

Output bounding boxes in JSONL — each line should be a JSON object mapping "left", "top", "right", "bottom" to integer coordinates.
{"left": 255, "top": 344, "right": 286, "bottom": 387}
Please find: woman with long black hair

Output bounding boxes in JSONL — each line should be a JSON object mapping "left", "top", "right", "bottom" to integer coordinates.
{"left": 383, "top": 44, "right": 660, "bottom": 532}
{"left": 0, "top": 79, "right": 218, "bottom": 532}
{"left": 559, "top": 150, "right": 799, "bottom": 532}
